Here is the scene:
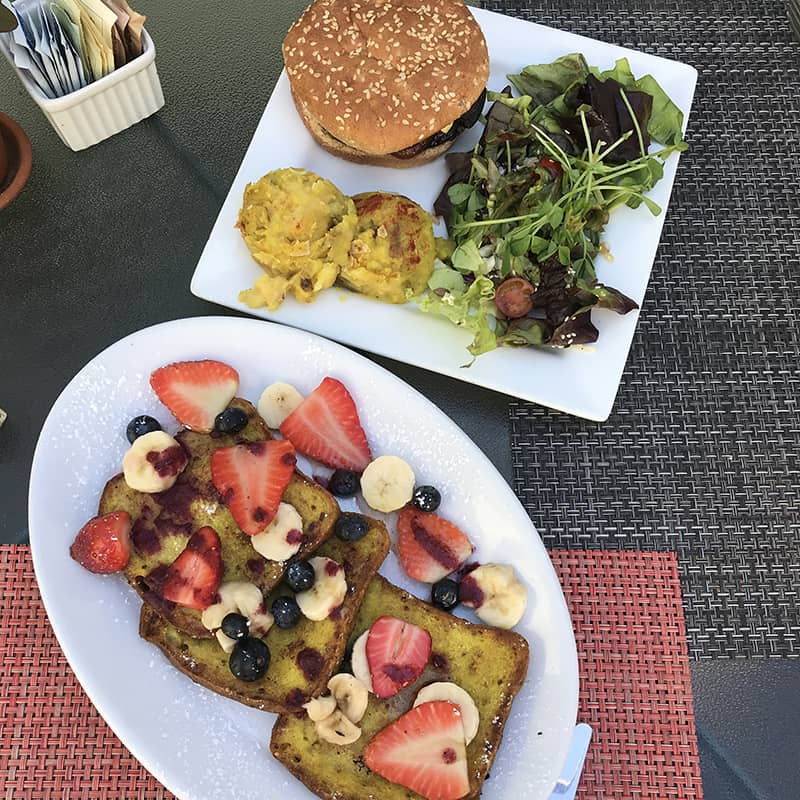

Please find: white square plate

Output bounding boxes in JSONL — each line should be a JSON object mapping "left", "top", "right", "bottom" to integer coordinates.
{"left": 191, "top": 7, "right": 697, "bottom": 421}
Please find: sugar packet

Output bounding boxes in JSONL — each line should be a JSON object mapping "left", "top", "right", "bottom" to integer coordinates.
{"left": 0, "top": 0, "right": 145, "bottom": 97}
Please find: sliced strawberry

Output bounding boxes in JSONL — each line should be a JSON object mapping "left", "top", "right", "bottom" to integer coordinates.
{"left": 363, "top": 700, "right": 470, "bottom": 800}
{"left": 150, "top": 360, "right": 239, "bottom": 433}
{"left": 211, "top": 439, "right": 296, "bottom": 535}
{"left": 162, "top": 526, "right": 222, "bottom": 609}
{"left": 279, "top": 377, "right": 371, "bottom": 471}
{"left": 366, "top": 615, "right": 432, "bottom": 698}
{"left": 70, "top": 511, "right": 132, "bottom": 574}
{"left": 397, "top": 508, "right": 474, "bottom": 583}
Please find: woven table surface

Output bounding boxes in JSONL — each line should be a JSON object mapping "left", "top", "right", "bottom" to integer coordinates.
{"left": 481, "top": 0, "right": 800, "bottom": 659}
{"left": 0, "top": 545, "right": 701, "bottom": 800}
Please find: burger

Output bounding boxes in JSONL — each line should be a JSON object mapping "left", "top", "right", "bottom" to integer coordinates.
{"left": 282, "top": 0, "right": 489, "bottom": 168}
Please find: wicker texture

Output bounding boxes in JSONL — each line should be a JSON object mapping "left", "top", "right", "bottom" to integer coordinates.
{"left": 1, "top": 545, "right": 701, "bottom": 799}
{"left": 551, "top": 550, "right": 703, "bottom": 799}
{"left": 492, "top": 0, "right": 800, "bottom": 659}
{"left": 2, "top": 546, "right": 175, "bottom": 800}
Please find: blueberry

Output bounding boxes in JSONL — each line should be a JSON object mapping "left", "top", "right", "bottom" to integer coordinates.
{"left": 327, "top": 469, "right": 360, "bottom": 497}
{"left": 285, "top": 560, "right": 315, "bottom": 592}
{"left": 221, "top": 612, "right": 248, "bottom": 641}
{"left": 214, "top": 406, "right": 249, "bottom": 435}
{"left": 335, "top": 513, "right": 368, "bottom": 542}
{"left": 431, "top": 578, "right": 460, "bottom": 611}
{"left": 229, "top": 636, "right": 270, "bottom": 681}
{"left": 412, "top": 485, "right": 441, "bottom": 513}
{"left": 272, "top": 595, "right": 302, "bottom": 629}
{"left": 126, "top": 415, "right": 162, "bottom": 443}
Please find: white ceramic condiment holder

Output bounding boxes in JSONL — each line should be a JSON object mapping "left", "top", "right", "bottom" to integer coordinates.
{"left": 1, "top": 28, "right": 164, "bottom": 151}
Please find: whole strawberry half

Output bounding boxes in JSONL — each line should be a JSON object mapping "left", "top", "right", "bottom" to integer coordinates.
{"left": 366, "top": 615, "right": 432, "bottom": 698}
{"left": 162, "top": 526, "right": 222, "bottom": 610}
{"left": 70, "top": 511, "right": 132, "bottom": 574}
{"left": 211, "top": 439, "right": 296, "bottom": 536}
{"left": 363, "top": 700, "right": 470, "bottom": 800}
{"left": 150, "top": 360, "right": 239, "bottom": 433}
{"left": 279, "top": 377, "right": 371, "bottom": 472}
{"left": 397, "top": 508, "right": 474, "bottom": 583}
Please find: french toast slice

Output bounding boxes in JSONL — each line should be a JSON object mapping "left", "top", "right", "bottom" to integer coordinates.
{"left": 139, "top": 516, "right": 391, "bottom": 713}
{"left": 100, "top": 398, "right": 339, "bottom": 637}
{"left": 270, "top": 575, "right": 530, "bottom": 800}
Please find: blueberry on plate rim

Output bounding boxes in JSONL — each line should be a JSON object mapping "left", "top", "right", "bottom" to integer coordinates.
{"left": 327, "top": 468, "right": 360, "bottom": 497}
{"left": 411, "top": 485, "right": 441, "bottom": 513}
{"left": 126, "top": 415, "right": 162, "bottom": 443}
{"left": 431, "top": 578, "right": 460, "bottom": 611}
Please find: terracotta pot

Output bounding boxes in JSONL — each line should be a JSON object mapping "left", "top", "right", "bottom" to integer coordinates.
{"left": 0, "top": 132, "right": 7, "bottom": 185}
{"left": 0, "top": 112, "right": 32, "bottom": 209}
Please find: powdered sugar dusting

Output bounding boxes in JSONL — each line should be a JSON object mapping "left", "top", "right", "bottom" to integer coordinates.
{"left": 53, "top": 361, "right": 173, "bottom": 520}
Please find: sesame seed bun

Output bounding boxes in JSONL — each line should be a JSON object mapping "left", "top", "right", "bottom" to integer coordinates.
{"left": 283, "top": 0, "right": 489, "bottom": 162}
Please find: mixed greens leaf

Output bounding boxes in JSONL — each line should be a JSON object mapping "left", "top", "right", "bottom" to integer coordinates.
{"left": 419, "top": 52, "right": 687, "bottom": 356}
{"left": 510, "top": 53, "right": 685, "bottom": 148}
{"left": 418, "top": 269, "right": 497, "bottom": 356}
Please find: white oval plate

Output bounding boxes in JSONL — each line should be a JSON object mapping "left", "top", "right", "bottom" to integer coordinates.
{"left": 28, "top": 316, "right": 578, "bottom": 800}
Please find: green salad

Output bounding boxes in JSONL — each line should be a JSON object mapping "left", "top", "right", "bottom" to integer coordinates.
{"left": 418, "top": 53, "right": 687, "bottom": 356}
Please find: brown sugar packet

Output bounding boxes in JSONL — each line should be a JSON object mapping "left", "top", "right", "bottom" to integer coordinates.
{"left": 111, "top": 0, "right": 144, "bottom": 57}
{"left": 99, "top": 0, "right": 129, "bottom": 67}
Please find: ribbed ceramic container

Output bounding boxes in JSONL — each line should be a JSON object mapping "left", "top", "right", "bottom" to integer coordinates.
{"left": 0, "top": 30, "right": 163, "bottom": 151}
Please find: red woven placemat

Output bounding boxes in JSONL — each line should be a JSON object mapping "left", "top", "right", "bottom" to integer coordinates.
{"left": 549, "top": 550, "right": 703, "bottom": 800}
{"left": 0, "top": 546, "right": 702, "bottom": 800}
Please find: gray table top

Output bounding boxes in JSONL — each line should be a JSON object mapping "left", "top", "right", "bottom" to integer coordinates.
{"left": 1, "top": 2, "right": 798, "bottom": 798}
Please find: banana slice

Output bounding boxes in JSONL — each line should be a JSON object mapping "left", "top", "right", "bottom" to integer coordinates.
{"left": 460, "top": 564, "right": 527, "bottom": 629}
{"left": 215, "top": 629, "right": 238, "bottom": 654}
{"left": 414, "top": 682, "right": 480, "bottom": 744}
{"left": 258, "top": 382, "right": 304, "bottom": 428}
{"left": 295, "top": 557, "right": 347, "bottom": 621}
{"left": 328, "top": 673, "right": 369, "bottom": 724}
{"left": 303, "top": 694, "right": 337, "bottom": 722}
{"left": 122, "top": 431, "right": 187, "bottom": 493}
{"left": 350, "top": 630, "right": 373, "bottom": 693}
{"left": 249, "top": 611, "right": 274, "bottom": 637}
{"left": 250, "top": 502, "right": 304, "bottom": 562}
{"left": 220, "top": 581, "right": 264, "bottom": 618}
{"left": 201, "top": 581, "right": 273, "bottom": 647}
{"left": 201, "top": 601, "right": 231, "bottom": 632}
{"left": 360, "top": 455, "right": 416, "bottom": 513}
{"left": 315, "top": 709, "right": 361, "bottom": 745}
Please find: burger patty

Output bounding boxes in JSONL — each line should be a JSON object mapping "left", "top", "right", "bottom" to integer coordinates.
{"left": 393, "top": 88, "right": 487, "bottom": 159}
{"left": 318, "top": 88, "right": 487, "bottom": 160}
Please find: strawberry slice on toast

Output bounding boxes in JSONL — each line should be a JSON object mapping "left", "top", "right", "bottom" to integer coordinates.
{"left": 363, "top": 700, "right": 470, "bottom": 800}
{"left": 279, "top": 377, "right": 371, "bottom": 472}
{"left": 162, "top": 526, "right": 222, "bottom": 610}
{"left": 150, "top": 360, "right": 239, "bottom": 433}
{"left": 397, "top": 508, "right": 474, "bottom": 583}
{"left": 366, "top": 615, "right": 431, "bottom": 698}
{"left": 211, "top": 439, "right": 296, "bottom": 535}
{"left": 70, "top": 511, "right": 132, "bottom": 574}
